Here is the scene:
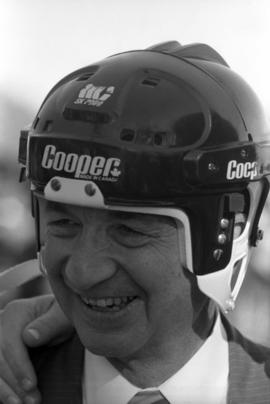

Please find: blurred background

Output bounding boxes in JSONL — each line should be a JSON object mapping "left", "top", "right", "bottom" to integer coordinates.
{"left": 1, "top": 0, "right": 270, "bottom": 345}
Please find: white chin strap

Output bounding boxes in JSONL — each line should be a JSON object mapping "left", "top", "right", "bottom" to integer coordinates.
{"left": 197, "top": 182, "right": 261, "bottom": 313}
{"left": 197, "top": 225, "right": 250, "bottom": 313}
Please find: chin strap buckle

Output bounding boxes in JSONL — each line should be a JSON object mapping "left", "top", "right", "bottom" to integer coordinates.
{"left": 253, "top": 228, "right": 264, "bottom": 246}
{"left": 224, "top": 295, "right": 236, "bottom": 314}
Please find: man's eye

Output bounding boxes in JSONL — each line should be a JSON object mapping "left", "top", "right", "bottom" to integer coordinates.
{"left": 113, "top": 224, "right": 150, "bottom": 247}
{"left": 51, "top": 218, "right": 79, "bottom": 226}
{"left": 118, "top": 224, "right": 145, "bottom": 235}
{"left": 47, "top": 219, "right": 81, "bottom": 237}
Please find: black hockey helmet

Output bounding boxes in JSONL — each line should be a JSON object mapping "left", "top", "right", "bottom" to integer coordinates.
{"left": 19, "top": 41, "right": 270, "bottom": 310}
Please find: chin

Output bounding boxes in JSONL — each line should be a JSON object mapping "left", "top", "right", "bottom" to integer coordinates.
{"left": 76, "top": 327, "right": 144, "bottom": 359}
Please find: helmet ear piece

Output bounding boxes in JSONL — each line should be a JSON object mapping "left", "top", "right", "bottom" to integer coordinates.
{"left": 197, "top": 181, "right": 269, "bottom": 312}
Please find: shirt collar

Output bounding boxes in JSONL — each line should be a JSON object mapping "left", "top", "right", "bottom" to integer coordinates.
{"left": 159, "top": 313, "right": 228, "bottom": 403}
{"left": 83, "top": 314, "right": 228, "bottom": 404}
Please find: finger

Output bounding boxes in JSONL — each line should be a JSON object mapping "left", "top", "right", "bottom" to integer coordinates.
{"left": 0, "top": 295, "right": 71, "bottom": 394}
{"left": 0, "top": 297, "right": 55, "bottom": 391}
{"left": 0, "top": 337, "right": 41, "bottom": 403}
{"left": 0, "top": 376, "right": 22, "bottom": 404}
{"left": 1, "top": 329, "right": 37, "bottom": 394}
{"left": 0, "top": 376, "right": 40, "bottom": 404}
{"left": 22, "top": 297, "right": 73, "bottom": 347}
{"left": 0, "top": 350, "right": 26, "bottom": 397}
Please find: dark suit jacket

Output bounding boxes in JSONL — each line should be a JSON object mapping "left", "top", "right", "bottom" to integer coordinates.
{"left": 29, "top": 317, "right": 270, "bottom": 404}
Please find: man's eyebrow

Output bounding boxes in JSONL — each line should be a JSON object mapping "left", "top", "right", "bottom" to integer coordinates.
{"left": 110, "top": 210, "right": 173, "bottom": 227}
{"left": 110, "top": 209, "right": 163, "bottom": 222}
{"left": 43, "top": 202, "right": 169, "bottom": 225}
{"left": 44, "top": 202, "right": 140, "bottom": 218}
{"left": 44, "top": 201, "right": 71, "bottom": 214}
{"left": 110, "top": 210, "right": 142, "bottom": 220}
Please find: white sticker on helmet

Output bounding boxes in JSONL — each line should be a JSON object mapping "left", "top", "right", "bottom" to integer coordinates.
{"left": 226, "top": 160, "right": 258, "bottom": 181}
{"left": 74, "top": 83, "right": 115, "bottom": 107}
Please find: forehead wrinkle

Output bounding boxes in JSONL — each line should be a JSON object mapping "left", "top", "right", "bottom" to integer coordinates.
{"left": 110, "top": 210, "right": 178, "bottom": 230}
{"left": 44, "top": 201, "right": 143, "bottom": 219}
{"left": 42, "top": 201, "right": 133, "bottom": 222}
{"left": 42, "top": 200, "right": 176, "bottom": 228}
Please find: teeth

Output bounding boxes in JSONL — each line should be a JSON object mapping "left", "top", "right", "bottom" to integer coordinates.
{"left": 80, "top": 296, "right": 136, "bottom": 309}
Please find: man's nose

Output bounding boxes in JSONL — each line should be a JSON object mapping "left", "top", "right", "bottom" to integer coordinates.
{"left": 63, "top": 230, "right": 117, "bottom": 292}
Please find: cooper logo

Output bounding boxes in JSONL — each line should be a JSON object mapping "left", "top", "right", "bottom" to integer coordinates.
{"left": 41, "top": 145, "right": 121, "bottom": 181}
{"left": 226, "top": 160, "right": 258, "bottom": 180}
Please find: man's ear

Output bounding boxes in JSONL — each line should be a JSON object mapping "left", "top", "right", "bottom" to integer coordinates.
{"left": 233, "top": 213, "right": 247, "bottom": 239}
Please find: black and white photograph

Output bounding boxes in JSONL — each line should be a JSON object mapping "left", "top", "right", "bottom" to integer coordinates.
{"left": 1, "top": 1, "right": 270, "bottom": 403}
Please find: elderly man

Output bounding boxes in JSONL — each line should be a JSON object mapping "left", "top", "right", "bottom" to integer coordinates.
{"left": 0, "top": 41, "right": 270, "bottom": 404}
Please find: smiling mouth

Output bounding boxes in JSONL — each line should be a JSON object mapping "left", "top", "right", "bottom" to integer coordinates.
{"left": 80, "top": 295, "right": 138, "bottom": 311}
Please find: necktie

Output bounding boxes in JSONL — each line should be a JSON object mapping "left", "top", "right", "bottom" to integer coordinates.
{"left": 128, "top": 390, "right": 169, "bottom": 404}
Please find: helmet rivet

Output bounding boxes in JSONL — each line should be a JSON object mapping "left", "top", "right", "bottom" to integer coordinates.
{"left": 255, "top": 228, "right": 264, "bottom": 245}
{"left": 220, "top": 218, "right": 229, "bottom": 229}
{"left": 213, "top": 249, "right": 223, "bottom": 261}
{"left": 51, "top": 179, "right": 61, "bottom": 191}
{"left": 85, "top": 183, "right": 96, "bottom": 196}
{"left": 240, "top": 149, "right": 248, "bottom": 158}
{"left": 218, "top": 233, "right": 227, "bottom": 244}
{"left": 208, "top": 162, "right": 218, "bottom": 172}
{"left": 225, "top": 297, "right": 235, "bottom": 313}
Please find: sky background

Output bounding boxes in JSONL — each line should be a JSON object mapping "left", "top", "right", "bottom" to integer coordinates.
{"left": 1, "top": 0, "right": 270, "bottom": 107}
{"left": 1, "top": 0, "right": 270, "bottom": 151}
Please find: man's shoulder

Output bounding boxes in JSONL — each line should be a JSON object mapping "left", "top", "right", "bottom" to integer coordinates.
{"left": 222, "top": 315, "right": 270, "bottom": 403}
{"left": 223, "top": 314, "right": 270, "bottom": 362}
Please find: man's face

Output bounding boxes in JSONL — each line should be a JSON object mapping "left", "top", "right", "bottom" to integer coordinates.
{"left": 39, "top": 199, "right": 203, "bottom": 359}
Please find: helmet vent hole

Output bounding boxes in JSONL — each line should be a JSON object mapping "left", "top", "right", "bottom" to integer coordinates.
{"left": 141, "top": 77, "right": 160, "bottom": 87}
{"left": 63, "top": 108, "right": 111, "bottom": 124}
{"left": 120, "top": 128, "right": 135, "bottom": 142}
{"left": 43, "top": 120, "right": 53, "bottom": 132}
{"left": 76, "top": 70, "right": 97, "bottom": 81}
{"left": 154, "top": 132, "right": 166, "bottom": 146}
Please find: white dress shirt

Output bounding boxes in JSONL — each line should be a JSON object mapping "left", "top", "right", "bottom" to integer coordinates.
{"left": 83, "top": 315, "right": 228, "bottom": 404}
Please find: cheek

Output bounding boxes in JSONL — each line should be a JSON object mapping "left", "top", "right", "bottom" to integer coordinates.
{"left": 122, "top": 238, "right": 184, "bottom": 293}
{"left": 42, "top": 235, "right": 72, "bottom": 279}
{"left": 42, "top": 238, "right": 74, "bottom": 310}
{"left": 129, "top": 243, "right": 194, "bottom": 329}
